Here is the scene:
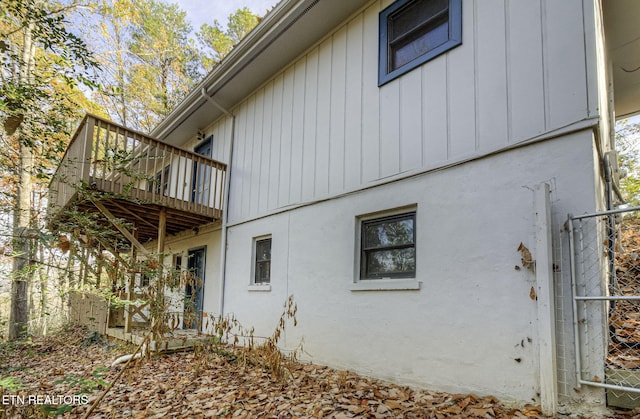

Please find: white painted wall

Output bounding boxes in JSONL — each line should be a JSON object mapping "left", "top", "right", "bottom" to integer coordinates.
{"left": 147, "top": 225, "right": 223, "bottom": 327}
{"left": 223, "top": 131, "right": 600, "bottom": 403}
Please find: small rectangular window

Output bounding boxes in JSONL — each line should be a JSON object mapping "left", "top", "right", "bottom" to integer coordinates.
{"left": 254, "top": 237, "right": 272, "bottom": 284}
{"left": 379, "top": 0, "right": 462, "bottom": 85}
{"left": 141, "top": 272, "right": 151, "bottom": 287}
{"left": 148, "top": 165, "right": 170, "bottom": 196}
{"left": 361, "top": 212, "right": 416, "bottom": 279}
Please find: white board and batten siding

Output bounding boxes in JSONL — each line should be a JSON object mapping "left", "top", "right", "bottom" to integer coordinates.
{"left": 186, "top": 117, "right": 234, "bottom": 171}
{"left": 217, "top": 0, "right": 598, "bottom": 226}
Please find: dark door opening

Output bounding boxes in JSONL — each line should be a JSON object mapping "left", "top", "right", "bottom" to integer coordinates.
{"left": 184, "top": 246, "right": 206, "bottom": 329}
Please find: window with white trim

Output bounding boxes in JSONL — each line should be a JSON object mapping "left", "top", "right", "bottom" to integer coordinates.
{"left": 379, "top": 0, "right": 462, "bottom": 85}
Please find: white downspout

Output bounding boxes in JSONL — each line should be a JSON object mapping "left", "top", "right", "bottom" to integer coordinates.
{"left": 200, "top": 88, "right": 235, "bottom": 317}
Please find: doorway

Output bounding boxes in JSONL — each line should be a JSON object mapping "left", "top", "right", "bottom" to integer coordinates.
{"left": 184, "top": 246, "right": 206, "bottom": 329}
{"left": 192, "top": 136, "right": 213, "bottom": 205}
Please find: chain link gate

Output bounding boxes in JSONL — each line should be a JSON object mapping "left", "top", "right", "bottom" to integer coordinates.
{"left": 569, "top": 207, "right": 640, "bottom": 408}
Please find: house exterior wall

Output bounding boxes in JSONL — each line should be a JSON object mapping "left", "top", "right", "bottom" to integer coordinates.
{"left": 189, "top": 118, "right": 234, "bottom": 165}
{"left": 152, "top": 118, "right": 232, "bottom": 207}
{"left": 219, "top": 0, "right": 600, "bottom": 225}
{"left": 159, "top": 225, "right": 223, "bottom": 320}
{"left": 223, "top": 131, "right": 601, "bottom": 403}
{"left": 167, "top": 0, "right": 612, "bottom": 407}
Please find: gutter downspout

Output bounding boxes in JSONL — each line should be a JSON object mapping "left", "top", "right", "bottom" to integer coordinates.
{"left": 200, "top": 88, "right": 235, "bottom": 317}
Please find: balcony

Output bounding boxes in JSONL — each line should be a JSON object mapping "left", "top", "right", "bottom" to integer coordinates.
{"left": 49, "top": 115, "right": 226, "bottom": 243}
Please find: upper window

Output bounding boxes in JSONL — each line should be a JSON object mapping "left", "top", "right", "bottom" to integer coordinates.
{"left": 379, "top": 0, "right": 462, "bottom": 85}
{"left": 361, "top": 212, "right": 416, "bottom": 279}
{"left": 148, "top": 165, "right": 170, "bottom": 196}
{"left": 254, "top": 237, "right": 272, "bottom": 284}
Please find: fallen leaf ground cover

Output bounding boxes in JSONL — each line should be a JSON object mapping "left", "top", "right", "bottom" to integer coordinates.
{"left": 0, "top": 326, "right": 627, "bottom": 418}
{"left": 609, "top": 216, "right": 640, "bottom": 369}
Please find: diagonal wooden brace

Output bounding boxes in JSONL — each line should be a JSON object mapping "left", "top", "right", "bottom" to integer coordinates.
{"left": 91, "top": 199, "right": 151, "bottom": 257}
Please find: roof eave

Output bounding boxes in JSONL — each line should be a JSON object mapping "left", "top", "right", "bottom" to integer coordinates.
{"left": 151, "top": 0, "right": 316, "bottom": 142}
{"left": 151, "top": 0, "right": 371, "bottom": 145}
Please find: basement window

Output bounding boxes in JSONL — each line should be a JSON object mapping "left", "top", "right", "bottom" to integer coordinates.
{"left": 379, "top": 0, "right": 462, "bottom": 85}
{"left": 251, "top": 236, "right": 272, "bottom": 289}
{"left": 351, "top": 208, "right": 420, "bottom": 291}
{"left": 361, "top": 212, "right": 416, "bottom": 279}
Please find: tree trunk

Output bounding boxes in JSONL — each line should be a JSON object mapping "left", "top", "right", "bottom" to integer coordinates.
{"left": 9, "top": 144, "right": 34, "bottom": 339}
{"left": 39, "top": 236, "right": 48, "bottom": 335}
{"left": 8, "top": 23, "right": 35, "bottom": 340}
{"left": 9, "top": 232, "right": 30, "bottom": 339}
{"left": 161, "top": 63, "right": 169, "bottom": 115}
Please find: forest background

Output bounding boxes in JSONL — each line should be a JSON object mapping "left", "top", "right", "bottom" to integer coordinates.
{"left": 0, "top": 0, "right": 265, "bottom": 339}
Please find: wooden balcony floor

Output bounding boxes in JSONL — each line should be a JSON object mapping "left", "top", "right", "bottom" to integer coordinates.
{"left": 49, "top": 115, "right": 226, "bottom": 244}
{"left": 69, "top": 195, "right": 216, "bottom": 244}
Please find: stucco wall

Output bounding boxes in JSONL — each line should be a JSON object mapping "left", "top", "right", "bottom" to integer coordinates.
{"left": 155, "top": 225, "right": 223, "bottom": 323}
{"left": 222, "top": 130, "right": 600, "bottom": 403}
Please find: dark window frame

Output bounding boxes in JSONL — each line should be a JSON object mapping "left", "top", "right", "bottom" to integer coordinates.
{"left": 140, "top": 272, "right": 151, "bottom": 287}
{"left": 360, "top": 212, "right": 416, "bottom": 280}
{"left": 254, "top": 237, "right": 272, "bottom": 285}
{"left": 148, "top": 164, "right": 170, "bottom": 196}
{"left": 379, "top": 0, "right": 462, "bottom": 86}
{"left": 191, "top": 135, "right": 213, "bottom": 203}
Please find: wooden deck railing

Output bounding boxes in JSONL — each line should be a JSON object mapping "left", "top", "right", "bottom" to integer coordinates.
{"left": 49, "top": 114, "right": 226, "bottom": 220}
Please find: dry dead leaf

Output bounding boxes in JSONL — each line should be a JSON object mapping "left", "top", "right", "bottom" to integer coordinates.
{"left": 518, "top": 242, "right": 535, "bottom": 271}
{"left": 468, "top": 406, "right": 493, "bottom": 415}
{"left": 442, "top": 405, "right": 463, "bottom": 414}
{"left": 383, "top": 399, "right": 404, "bottom": 409}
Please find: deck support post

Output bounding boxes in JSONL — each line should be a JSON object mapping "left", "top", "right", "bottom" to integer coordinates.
{"left": 95, "top": 243, "right": 102, "bottom": 289}
{"left": 152, "top": 208, "right": 167, "bottom": 340}
{"left": 124, "top": 229, "right": 138, "bottom": 334}
{"left": 157, "top": 208, "right": 166, "bottom": 260}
